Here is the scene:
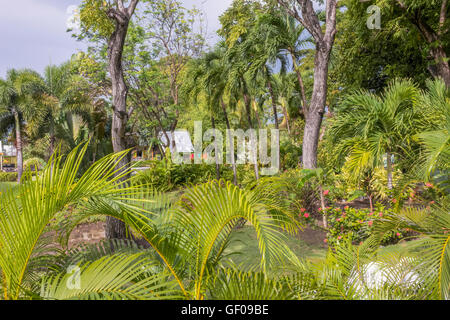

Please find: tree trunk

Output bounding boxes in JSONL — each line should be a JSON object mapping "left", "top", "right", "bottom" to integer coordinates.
{"left": 432, "top": 45, "right": 450, "bottom": 87}
{"left": 221, "top": 99, "right": 237, "bottom": 185}
{"left": 276, "top": 0, "right": 337, "bottom": 170}
{"left": 105, "top": 3, "right": 137, "bottom": 240}
{"left": 401, "top": 1, "right": 450, "bottom": 87}
{"left": 13, "top": 109, "right": 23, "bottom": 184}
{"left": 243, "top": 92, "right": 259, "bottom": 180}
{"left": 267, "top": 78, "right": 281, "bottom": 171}
{"left": 302, "top": 47, "right": 330, "bottom": 169}
{"left": 291, "top": 52, "right": 308, "bottom": 116}
{"left": 211, "top": 115, "right": 221, "bottom": 181}
{"left": 47, "top": 117, "right": 55, "bottom": 161}
{"left": 267, "top": 78, "right": 279, "bottom": 130}
{"left": 369, "top": 194, "right": 374, "bottom": 212}
{"left": 386, "top": 152, "right": 393, "bottom": 190}
{"left": 318, "top": 185, "right": 328, "bottom": 229}
{"left": 280, "top": 98, "right": 291, "bottom": 134}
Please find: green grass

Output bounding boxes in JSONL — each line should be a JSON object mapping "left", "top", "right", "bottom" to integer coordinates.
{"left": 379, "top": 239, "right": 423, "bottom": 257}
{"left": 0, "top": 182, "right": 17, "bottom": 193}
{"left": 224, "top": 226, "right": 423, "bottom": 268}
{"left": 224, "top": 226, "right": 327, "bottom": 267}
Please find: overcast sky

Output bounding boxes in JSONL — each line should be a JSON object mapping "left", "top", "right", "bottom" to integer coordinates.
{"left": 0, "top": 0, "right": 233, "bottom": 78}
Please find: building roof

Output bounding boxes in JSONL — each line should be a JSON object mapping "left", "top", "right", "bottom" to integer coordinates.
{"left": 158, "top": 131, "right": 194, "bottom": 154}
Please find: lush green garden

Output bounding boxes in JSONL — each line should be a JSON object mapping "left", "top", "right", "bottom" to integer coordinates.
{"left": 0, "top": 0, "right": 449, "bottom": 300}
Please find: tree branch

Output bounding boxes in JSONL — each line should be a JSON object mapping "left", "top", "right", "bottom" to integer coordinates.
{"left": 127, "top": 0, "right": 139, "bottom": 18}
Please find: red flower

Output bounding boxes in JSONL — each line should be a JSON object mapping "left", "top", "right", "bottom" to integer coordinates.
{"left": 337, "top": 236, "right": 342, "bottom": 240}
{"left": 300, "top": 208, "right": 306, "bottom": 212}
{"left": 304, "top": 213, "right": 310, "bottom": 218}
{"left": 368, "top": 221, "right": 373, "bottom": 227}
{"left": 425, "top": 182, "right": 433, "bottom": 188}
{"left": 323, "top": 189, "right": 330, "bottom": 196}
{"left": 318, "top": 208, "right": 322, "bottom": 212}
{"left": 324, "top": 239, "right": 328, "bottom": 243}
{"left": 392, "top": 198, "right": 397, "bottom": 203}
{"left": 369, "top": 212, "right": 374, "bottom": 216}
{"left": 336, "top": 218, "right": 341, "bottom": 222}
{"left": 379, "top": 212, "right": 383, "bottom": 217}
{"left": 396, "top": 232, "right": 401, "bottom": 237}
{"left": 344, "top": 206, "right": 349, "bottom": 210}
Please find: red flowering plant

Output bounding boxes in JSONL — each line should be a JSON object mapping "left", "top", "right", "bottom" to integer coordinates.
{"left": 325, "top": 203, "right": 405, "bottom": 246}
{"left": 298, "top": 208, "right": 312, "bottom": 222}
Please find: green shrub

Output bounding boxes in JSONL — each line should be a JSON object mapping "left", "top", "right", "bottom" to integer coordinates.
{"left": 0, "top": 172, "right": 18, "bottom": 182}
{"left": 131, "top": 158, "right": 255, "bottom": 191}
{"left": 323, "top": 204, "right": 405, "bottom": 246}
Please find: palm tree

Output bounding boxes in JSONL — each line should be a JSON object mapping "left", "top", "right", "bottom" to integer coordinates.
{"left": 414, "top": 79, "right": 450, "bottom": 180}
{"left": 0, "top": 69, "right": 47, "bottom": 183}
{"left": 253, "top": 11, "right": 312, "bottom": 116}
{"left": 330, "top": 79, "right": 423, "bottom": 190}
{"left": 271, "top": 72, "right": 303, "bottom": 134}
{"left": 183, "top": 52, "right": 224, "bottom": 181}
{"left": 0, "top": 143, "right": 301, "bottom": 300}
{"left": 224, "top": 43, "right": 261, "bottom": 180}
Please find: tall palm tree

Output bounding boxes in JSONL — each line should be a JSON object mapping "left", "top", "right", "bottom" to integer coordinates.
{"left": 224, "top": 43, "right": 261, "bottom": 180}
{"left": 27, "top": 62, "right": 110, "bottom": 165}
{"left": 253, "top": 11, "right": 312, "bottom": 116}
{"left": 0, "top": 69, "right": 47, "bottom": 183}
{"left": 330, "top": 79, "right": 422, "bottom": 190}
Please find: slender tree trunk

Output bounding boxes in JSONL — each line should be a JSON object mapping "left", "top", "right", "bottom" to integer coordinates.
{"left": 221, "top": 99, "right": 237, "bottom": 185}
{"left": 386, "top": 152, "right": 393, "bottom": 190}
{"left": 105, "top": 2, "right": 138, "bottom": 240}
{"left": 211, "top": 115, "right": 220, "bottom": 180}
{"left": 267, "top": 78, "right": 281, "bottom": 171}
{"left": 318, "top": 185, "right": 328, "bottom": 229}
{"left": 369, "top": 194, "right": 374, "bottom": 212}
{"left": 13, "top": 109, "right": 23, "bottom": 184}
{"left": 267, "top": 79, "right": 279, "bottom": 129}
{"left": 243, "top": 92, "right": 259, "bottom": 180}
{"left": 280, "top": 98, "right": 291, "bottom": 134}
{"left": 48, "top": 118, "right": 55, "bottom": 161}
{"left": 291, "top": 52, "right": 308, "bottom": 116}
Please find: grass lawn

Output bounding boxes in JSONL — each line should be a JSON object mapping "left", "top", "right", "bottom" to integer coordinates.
{"left": 224, "top": 225, "right": 423, "bottom": 268}
{"left": 379, "top": 239, "right": 423, "bottom": 257}
{"left": 224, "top": 226, "right": 327, "bottom": 267}
{"left": 0, "top": 182, "right": 17, "bottom": 193}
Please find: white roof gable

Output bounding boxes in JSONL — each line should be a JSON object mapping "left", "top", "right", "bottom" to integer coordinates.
{"left": 159, "top": 131, "right": 194, "bottom": 154}
{"left": 0, "top": 142, "right": 17, "bottom": 157}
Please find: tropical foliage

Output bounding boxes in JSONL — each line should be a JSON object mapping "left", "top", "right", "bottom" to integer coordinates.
{"left": 0, "top": 0, "right": 449, "bottom": 301}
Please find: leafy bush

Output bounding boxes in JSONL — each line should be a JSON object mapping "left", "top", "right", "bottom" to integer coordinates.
{"left": 324, "top": 204, "right": 406, "bottom": 246}
{"left": 0, "top": 172, "right": 17, "bottom": 182}
{"left": 280, "top": 139, "right": 302, "bottom": 170}
{"left": 131, "top": 158, "right": 255, "bottom": 191}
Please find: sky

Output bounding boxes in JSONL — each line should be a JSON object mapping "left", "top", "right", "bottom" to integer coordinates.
{"left": 0, "top": 0, "right": 233, "bottom": 78}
